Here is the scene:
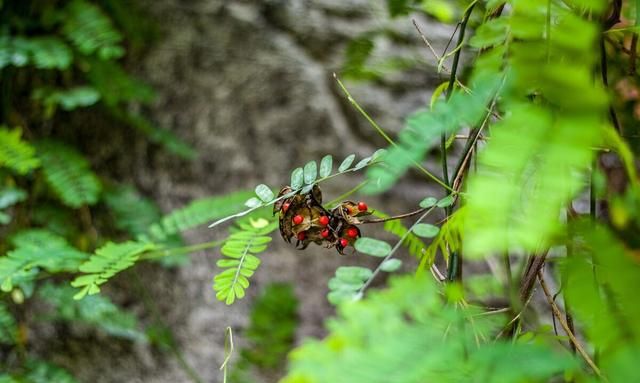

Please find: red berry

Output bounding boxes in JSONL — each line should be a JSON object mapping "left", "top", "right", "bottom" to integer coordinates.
{"left": 339, "top": 238, "right": 349, "bottom": 247}
{"left": 321, "top": 229, "right": 330, "bottom": 238}
{"left": 293, "top": 215, "right": 304, "bottom": 225}
{"left": 318, "top": 215, "right": 329, "bottom": 226}
{"left": 357, "top": 202, "right": 368, "bottom": 212}
{"left": 346, "top": 227, "right": 359, "bottom": 238}
{"left": 297, "top": 231, "right": 306, "bottom": 241}
{"left": 282, "top": 202, "right": 291, "bottom": 212}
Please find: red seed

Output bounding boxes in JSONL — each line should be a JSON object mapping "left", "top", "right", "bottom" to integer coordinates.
{"left": 318, "top": 215, "right": 329, "bottom": 226}
{"left": 321, "top": 229, "right": 330, "bottom": 238}
{"left": 346, "top": 227, "right": 358, "bottom": 238}
{"left": 293, "top": 215, "right": 304, "bottom": 225}
{"left": 282, "top": 202, "right": 291, "bottom": 212}
{"left": 297, "top": 231, "right": 306, "bottom": 241}
{"left": 339, "top": 238, "right": 349, "bottom": 247}
{"left": 357, "top": 202, "right": 368, "bottom": 212}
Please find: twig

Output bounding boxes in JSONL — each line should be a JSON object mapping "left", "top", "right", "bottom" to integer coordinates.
{"left": 360, "top": 207, "right": 428, "bottom": 224}
{"left": 333, "top": 73, "right": 454, "bottom": 192}
{"left": 538, "top": 272, "right": 603, "bottom": 379}
{"left": 629, "top": 33, "right": 638, "bottom": 76}
{"left": 600, "top": 38, "right": 621, "bottom": 133}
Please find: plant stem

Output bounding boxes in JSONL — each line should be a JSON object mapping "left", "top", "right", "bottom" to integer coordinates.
{"left": 538, "top": 272, "right": 603, "bottom": 378}
{"left": 360, "top": 207, "right": 428, "bottom": 224}
{"left": 333, "top": 73, "right": 454, "bottom": 192}
{"left": 140, "top": 240, "right": 225, "bottom": 260}
{"left": 443, "top": 1, "right": 477, "bottom": 282}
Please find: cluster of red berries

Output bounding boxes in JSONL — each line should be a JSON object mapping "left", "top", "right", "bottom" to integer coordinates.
{"left": 274, "top": 185, "right": 370, "bottom": 254}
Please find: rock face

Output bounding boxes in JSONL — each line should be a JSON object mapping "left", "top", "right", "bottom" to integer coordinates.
{"left": 50, "top": 1, "right": 456, "bottom": 382}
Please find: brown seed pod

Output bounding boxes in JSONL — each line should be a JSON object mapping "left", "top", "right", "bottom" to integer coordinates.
{"left": 275, "top": 185, "right": 368, "bottom": 255}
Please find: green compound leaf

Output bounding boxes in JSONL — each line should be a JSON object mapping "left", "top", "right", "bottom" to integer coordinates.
{"left": 36, "top": 140, "right": 101, "bottom": 208}
{"left": 0, "top": 127, "right": 40, "bottom": 174}
{"left": 71, "top": 241, "right": 154, "bottom": 300}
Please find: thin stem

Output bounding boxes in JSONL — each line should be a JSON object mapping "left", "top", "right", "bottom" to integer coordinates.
{"left": 324, "top": 180, "right": 368, "bottom": 209}
{"left": 538, "top": 272, "right": 603, "bottom": 378}
{"left": 600, "top": 38, "right": 621, "bottom": 133}
{"left": 360, "top": 207, "right": 428, "bottom": 224}
{"left": 629, "top": 33, "right": 638, "bottom": 75}
{"left": 357, "top": 207, "right": 436, "bottom": 296}
{"left": 140, "top": 240, "right": 225, "bottom": 260}
{"left": 333, "top": 73, "right": 454, "bottom": 192}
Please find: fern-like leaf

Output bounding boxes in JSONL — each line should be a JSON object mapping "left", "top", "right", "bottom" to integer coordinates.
{"left": 0, "top": 35, "right": 72, "bottom": 70}
{"left": 21, "top": 360, "right": 79, "bottom": 383}
{"left": 372, "top": 210, "right": 427, "bottom": 259}
{"left": 39, "top": 283, "right": 146, "bottom": 341}
{"left": 213, "top": 215, "right": 277, "bottom": 305}
{"left": 0, "top": 127, "right": 40, "bottom": 174}
{"left": 0, "top": 229, "right": 89, "bottom": 292}
{"left": 0, "top": 302, "right": 17, "bottom": 345}
{"left": 62, "top": 0, "right": 124, "bottom": 59}
{"left": 36, "top": 140, "right": 101, "bottom": 208}
{"left": 70, "top": 241, "right": 154, "bottom": 300}
{"left": 148, "top": 190, "right": 253, "bottom": 241}
{"left": 419, "top": 207, "right": 465, "bottom": 269}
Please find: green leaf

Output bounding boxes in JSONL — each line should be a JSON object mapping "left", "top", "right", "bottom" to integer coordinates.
{"left": 0, "top": 127, "right": 40, "bottom": 174}
{"left": 412, "top": 223, "right": 440, "bottom": 238}
{"left": 354, "top": 237, "right": 391, "bottom": 257}
{"left": 339, "top": 154, "right": 356, "bottom": 172}
{"left": 32, "top": 86, "right": 100, "bottom": 112}
{"left": 255, "top": 184, "right": 274, "bottom": 202}
{"left": 419, "top": 197, "right": 438, "bottom": 208}
{"left": 436, "top": 195, "right": 454, "bottom": 208}
{"left": 213, "top": 213, "right": 278, "bottom": 305}
{"left": 62, "top": 0, "right": 124, "bottom": 59}
{"left": 380, "top": 259, "right": 402, "bottom": 272}
{"left": 291, "top": 167, "right": 304, "bottom": 189}
{"left": 319, "top": 155, "right": 333, "bottom": 178}
{"left": 245, "top": 197, "right": 262, "bottom": 208}
{"left": 303, "top": 161, "right": 317, "bottom": 184}
{"left": 38, "top": 283, "right": 146, "bottom": 341}
{"left": 353, "top": 156, "right": 372, "bottom": 170}
{"left": 36, "top": 140, "right": 101, "bottom": 208}
{"left": 71, "top": 241, "right": 154, "bottom": 299}
{"left": 0, "top": 187, "right": 27, "bottom": 209}
{"left": 148, "top": 190, "right": 253, "bottom": 241}
{"left": 0, "top": 303, "right": 17, "bottom": 345}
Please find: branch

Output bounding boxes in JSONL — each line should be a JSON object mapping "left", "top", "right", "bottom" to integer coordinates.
{"left": 538, "top": 272, "right": 603, "bottom": 379}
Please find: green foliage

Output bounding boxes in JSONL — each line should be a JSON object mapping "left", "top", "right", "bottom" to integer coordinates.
{"left": 354, "top": 237, "right": 391, "bottom": 257}
{"left": 213, "top": 215, "right": 277, "bottom": 305}
{"left": 0, "top": 302, "right": 17, "bottom": 345}
{"left": 463, "top": 0, "right": 607, "bottom": 255}
{"left": 0, "top": 128, "right": 40, "bottom": 175}
{"left": 32, "top": 87, "right": 101, "bottom": 115}
{"left": 4, "top": 360, "right": 79, "bottom": 383}
{"left": 104, "top": 185, "right": 163, "bottom": 238}
{"left": 36, "top": 141, "right": 101, "bottom": 208}
{"left": 283, "top": 275, "right": 577, "bottom": 383}
{"left": 39, "top": 283, "right": 146, "bottom": 341}
{"left": 327, "top": 266, "right": 372, "bottom": 305}
{"left": 62, "top": 0, "right": 124, "bottom": 59}
{"left": 241, "top": 283, "right": 298, "bottom": 369}
{"left": 71, "top": 241, "right": 155, "bottom": 299}
{"left": 149, "top": 190, "right": 253, "bottom": 241}
{"left": 0, "top": 36, "right": 73, "bottom": 70}
{"left": 0, "top": 229, "right": 89, "bottom": 292}
{"left": 373, "top": 211, "right": 427, "bottom": 260}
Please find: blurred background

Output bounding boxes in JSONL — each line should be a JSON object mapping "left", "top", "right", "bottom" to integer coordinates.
{"left": 0, "top": 1, "right": 462, "bottom": 382}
